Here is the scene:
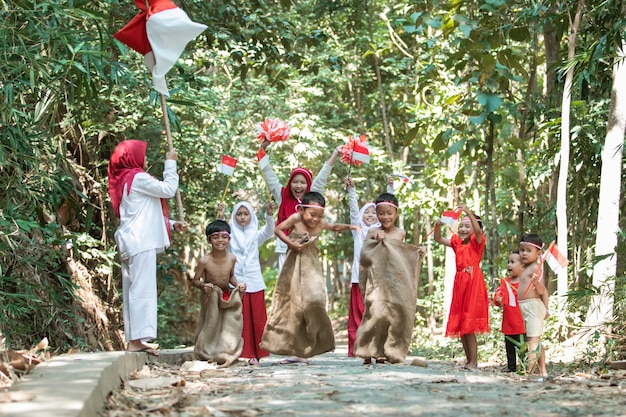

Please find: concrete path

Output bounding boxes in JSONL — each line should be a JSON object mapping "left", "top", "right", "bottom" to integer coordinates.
{"left": 2, "top": 345, "right": 626, "bottom": 417}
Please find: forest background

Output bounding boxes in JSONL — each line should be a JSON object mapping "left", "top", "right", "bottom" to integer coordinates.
{"left": 1, "top": 0, "right": 625, "bottom": 367}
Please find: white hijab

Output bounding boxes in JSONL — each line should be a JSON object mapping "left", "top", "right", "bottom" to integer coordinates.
{"left": 358, "top": 202, "right": 380, "bottom": 239}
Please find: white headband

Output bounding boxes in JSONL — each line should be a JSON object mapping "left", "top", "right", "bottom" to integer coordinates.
{"left": 521, "top": 241, "right": 543, "bottom": 250}
{"left": 376, "top": 202, "right": 398, "bottom": 209}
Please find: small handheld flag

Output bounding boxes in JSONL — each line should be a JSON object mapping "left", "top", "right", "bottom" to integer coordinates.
{"left": 218, "top": 154, "right": 237, "bottom": 176}
{"left": 440, "top": 209, "right": 462, "bottom": 225}
{"left": 340, "top": 135, "right": 369, "bottom": 167}
{"left": 544, "top": 241, "right": 569, "bottom": 274}
{"left": 351, "top": 142, "right": 370, "bottom": 164}
{"left": 256, "top": 149, "right": 270, "bottom": 170}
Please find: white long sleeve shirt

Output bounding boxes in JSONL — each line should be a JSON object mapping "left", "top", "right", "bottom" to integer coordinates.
{"left": 229, "top": 202, "right": 275, "bottom": 293}
{"left": 114, "top": 160, "right": 179, "bottom": 260}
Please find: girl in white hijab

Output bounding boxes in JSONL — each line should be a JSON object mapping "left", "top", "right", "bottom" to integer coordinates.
{"left": 345, "top": 176, "right": 394, "bottom": 357}
{"left": 228, "top": 201, "right": 275, "bottom": 366}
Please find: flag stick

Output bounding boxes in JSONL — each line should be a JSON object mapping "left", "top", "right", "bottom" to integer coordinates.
{"left": 220, "top": 175, "right": 234, "bottom": 207}
{"left": 160, "top": 93, "right": 185, "bottom": 222}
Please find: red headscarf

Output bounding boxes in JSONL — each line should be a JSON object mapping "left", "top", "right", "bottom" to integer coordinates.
{"left": 277, "top": 167, "right": 313, "bottom": 227}
{"left": 108, "top": 140, "right": 147, "bottom": 218}
{"left": 108, "top": 140, "right": 172, "bottom": 234}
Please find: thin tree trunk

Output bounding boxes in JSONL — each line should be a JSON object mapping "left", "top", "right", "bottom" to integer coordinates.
{"left": 484, "top": 119, "right": 499, "bottom": 287}
{"left": 556, "top": 0, "right": 584, "bottom": 299}
{"left": 365, "top": 1, "right": 394, "bottom": 160}
{"left": 583, "top": 37, "right": 626, "bottom": 335}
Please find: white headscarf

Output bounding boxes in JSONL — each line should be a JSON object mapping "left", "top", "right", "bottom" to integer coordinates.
{"left": 229, "top": 201, "right": 259, "bottom": 280}
{"left": 358, "top": 202, "right": 380, "bottom": 239}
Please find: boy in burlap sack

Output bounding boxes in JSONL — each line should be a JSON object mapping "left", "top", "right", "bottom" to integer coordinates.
{"left": 261, "top": 192, "right": 359, "bottom": 364}
{"left": 355, "top": 193, "right": 425, "bottom": 365}
{"left": 190, "top": 220, "right": 246, "bottom": 368}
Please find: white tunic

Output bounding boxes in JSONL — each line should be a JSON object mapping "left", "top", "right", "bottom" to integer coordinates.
{"left": 229, "top": 201, "right": 275, "bottom": 293}
{"left": 114, "top": 160, "right": 179, "bottom": 260}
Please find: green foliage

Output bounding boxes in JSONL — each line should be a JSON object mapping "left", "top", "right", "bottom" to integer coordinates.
{"left": 1, "top": 0, "right": 625, "bottom": 358}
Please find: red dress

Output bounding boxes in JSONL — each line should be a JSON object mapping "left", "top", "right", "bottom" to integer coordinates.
{"left": 445, "top": 234, "right": 490, "bottom": 337}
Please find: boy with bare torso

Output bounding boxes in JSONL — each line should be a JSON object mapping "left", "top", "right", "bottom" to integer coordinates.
{"left": 262, "top": 191, "right": 358, "bottom": 363}
{"left": 518, "top": 233, "right": 549, "bottom": 376}
{"left": 191, "top": 220, "right": 247, "bottom": 366}
{"left": 191, "top": 220, "right": 246, "bottom": 296}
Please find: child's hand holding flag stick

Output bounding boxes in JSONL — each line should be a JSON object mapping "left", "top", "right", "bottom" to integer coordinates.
{"left": 256, "top": 148, "right": 273, "bottom": 202}
{"left": 425, "top": 208, "right": 463, "bottom": 239}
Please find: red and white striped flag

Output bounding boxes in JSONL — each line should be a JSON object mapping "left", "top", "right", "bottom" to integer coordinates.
{"left": 114, "top": 0, "right": 207, "bottom": 97}
{"left": 352, "top": 142, "right": 370, "bottom": 164}
{"left": 440, "top": 209, "right": 462, "bottom": 225}
{"left": 544, "top": 241, "right": 568, "bottom": 274}
{"left": 218, "top": 155, "right": 237, "bottom": 176}
{"left": 256, "top": 149, "right": 269, "bottom": 170}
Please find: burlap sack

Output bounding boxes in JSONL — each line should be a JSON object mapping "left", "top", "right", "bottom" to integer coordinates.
{"left": 194, "top": 287, "right": 243, "bottom": 368}
{"left": 354, "top": 238, "right": 423, "bottom": 363}
{"left": 261, "top": 232, "right": 335, "bottom": 358}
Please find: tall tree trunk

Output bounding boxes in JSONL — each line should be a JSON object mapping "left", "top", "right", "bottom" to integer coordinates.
{"left": 583, "top": 37, "right": 626, "bottom": 336}
{"left": 484, "top": 119, "right": 499, "bottom": 286}
{"left": 517, "top": 30, "right": 538, "bottom": 236}
{"left": 556, "top": 0, "right": 584, "bottom": 299}
{"left": 365, "top": 1, "right": 394, "bottom": 160}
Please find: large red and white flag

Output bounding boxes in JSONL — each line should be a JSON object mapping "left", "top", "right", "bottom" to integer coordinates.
{"left": 440, "top": 209, "right": 462, "bottom": 225}
{"left": 352, "top": 142, "right": 370, "bottom": 164}
{"left": 218, "top": 155, "right": 237, "bottom": 176}
{"left": 544, "top": 241, "right": 569, "bottom": 275}
{"left": 256, "top": 149, "right": 270, "bottom": 170}
{"left": 114, "top": 0, "right": 207, "bottom": 97}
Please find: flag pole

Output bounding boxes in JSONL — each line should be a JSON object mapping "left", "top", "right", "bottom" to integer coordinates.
{"left": 160, "top": 93, "right": 185, "bottom": 222}
{"left": 220, "top": 175, "right": 234, "bottom": 207}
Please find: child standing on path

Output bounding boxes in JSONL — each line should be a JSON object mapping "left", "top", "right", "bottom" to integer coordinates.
{"left": 518, "top": 233, "right": 549, "bottom": 376}
{"left": 344, "top": 176, "right": 394, "bottom": 357}
{"left": 191, "top": 220, "right": 247, "bottom": 367}
{"left": 434, "top": 203, "right": 489, "bottom": 368}
{"left": 108, "top": 140, "right": 188, "bottom": 356}
{"left": 227, "top": 201, "right": 275, "bottom": 367}
{"left": 258, "top": 141, "right": 341, "bottom": 271}
{"left": 493, "top": 251, "right": 525, "bottom": 372}
{"left": 354, "top": 193, "right": 425, "bottom": 364}
{"left": 261, "top": 192, "right": 359, "bottom": 362}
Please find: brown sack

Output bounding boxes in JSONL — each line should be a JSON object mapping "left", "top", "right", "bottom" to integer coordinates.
{"left": 354, "top": 238, "right": 423, "bottom": 363}
{"left": 194, "top": 287, "right": 243, "bottom": 368}
{"left": 261, "top": 232, "right": 335, "bottom": 358}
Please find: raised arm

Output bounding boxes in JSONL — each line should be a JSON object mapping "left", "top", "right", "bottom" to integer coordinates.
{"left": 458, "top": 202, "right": 483, "bottom": 244}
{"left": 311, "top": 146, "right": 341, "bottom": 193}
{"left": 258, "top": 143, "right": 282, "bottom": 203}
{"left": 433, "top": 220, "right": 452, "bottom": 247}
{"left": 257, "top": 201, "right": 276, "bottom": 246}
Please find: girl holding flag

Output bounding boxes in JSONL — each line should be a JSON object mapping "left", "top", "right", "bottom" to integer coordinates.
{"left": 257, "top": 139, "right": 342, "bottom": 271}
{"left": 108, "top": 140, "right": 188, "bottom": 356}
{"left": 434, "top": 203, "right": 489, "bottom": 368}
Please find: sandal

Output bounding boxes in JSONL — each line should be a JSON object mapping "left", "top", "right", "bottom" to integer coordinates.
{"left": 248, "top": 358, "right": 260, "bottom": 367}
